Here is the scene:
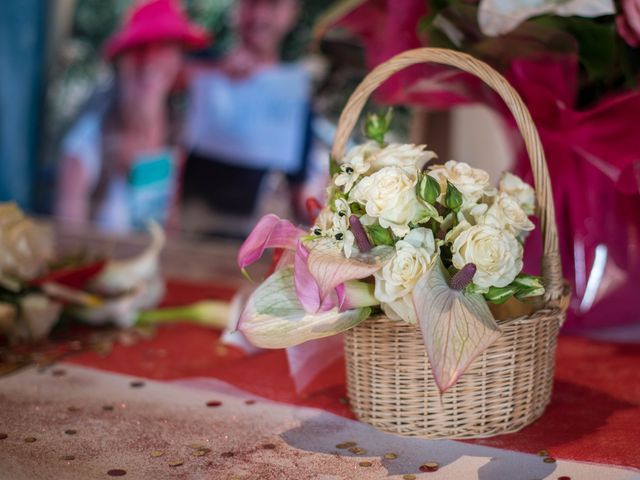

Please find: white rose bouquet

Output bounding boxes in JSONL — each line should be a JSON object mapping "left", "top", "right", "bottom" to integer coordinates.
{"left": 238, "top": 111, "right": 544, "bottom": 392}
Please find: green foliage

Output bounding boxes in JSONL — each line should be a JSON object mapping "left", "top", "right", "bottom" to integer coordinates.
{"left": 364, "top": 108, "right": 393, "bottom": 146}
{"left": 417, "top": 173, "right": 441, "bottom": 205}
{"left": 365, "top": 224, "right": 395, "bottom": 246}
{"left": 444, "top": 180, "right": 463, "bottom": 212}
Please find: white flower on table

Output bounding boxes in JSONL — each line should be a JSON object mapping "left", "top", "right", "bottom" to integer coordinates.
{"left": 334, "top": 141, "right": 381, "bottom": 192}
{"left": 499, "top": 172, "right": 536, "bottom": 215}
{"left": 374, "top": 228, "right": 436, "bottom": 323}
{"left": 451, "top": 224, "right": 523, "bottom": 289}
{"left": 428, "top": 160, "right": 496, "bottom": 207}
{"left": 482, "top": 192, "right": 535, "bottom": 238}
{"left": 349, "top": 166, "right": 422, "bottom": 238}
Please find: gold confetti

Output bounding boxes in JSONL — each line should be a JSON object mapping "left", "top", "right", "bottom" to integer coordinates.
{"left": 189, "top": 443, "right": 207, "bottom": 450}
{"left": 384, "top": 453, "right": 398, "bottom": 459}
{"left": 335, "top": 441, "right": 357, "bottom": 449}
{"left": 420, "top": 462, "right": 439, "bottom": 472}
{"left": 193, "top": 449, "right": 210, "bottom": 457}
{"left": 359, "top": 461, "right": 372, "bottom": 467}
{"left": 168, "top": 460, "right": 184, "bottom": 467}
{"left": 543, "top": 457, "right": 557, "bottom": 463}
{"left": 60, "top": 455, "right": 75, "bottom": 461}
{"left": 262, "top": 443, "right": 276, "bottom": 450}
{"left": 537, "top": 449, "right": 550, "bottom": 457}
{"left": 403, "top": 475, "right": 417, "bottom": 480}
{"left": 151, "top": 451, "right": 164, "bottom": 458}
{"left": 107, "top": 469, "right": 126, "bottom": 476}
{"left": 24, "top": 437, "right": 37, "bottom": 443}
{"left": 348, "top": 447, "right": 366, "bottom": 455}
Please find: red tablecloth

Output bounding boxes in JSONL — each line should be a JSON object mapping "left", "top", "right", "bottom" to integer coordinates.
{"left": 67, "top": 279, "right": 640, "bottom": 470}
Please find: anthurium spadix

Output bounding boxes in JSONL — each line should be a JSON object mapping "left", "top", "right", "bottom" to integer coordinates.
{"left": 413, "top": 259, "right": 502, "bottom": 393}
{"left": 239, "top": 267, "right": 376, "bottom": 348}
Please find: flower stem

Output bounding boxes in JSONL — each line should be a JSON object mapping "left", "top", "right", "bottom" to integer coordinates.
{"left": 450, "top": 263, "right": 477, "bottom": 291}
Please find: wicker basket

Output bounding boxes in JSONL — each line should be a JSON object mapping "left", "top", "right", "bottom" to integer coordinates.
{"left": 332, "top": 48, "right": 569, "bottom": 439}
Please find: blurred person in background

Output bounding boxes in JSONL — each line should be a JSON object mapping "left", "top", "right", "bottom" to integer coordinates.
{"left": 55, "top": 0, "right": 209, "bottom": 232}
{"left": 182, "top": 0, "right": 313, "bottom": 237}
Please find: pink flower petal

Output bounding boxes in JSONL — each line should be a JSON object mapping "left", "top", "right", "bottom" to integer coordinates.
{"left": 306, "top": 240, "right": 393, "bottom": 306}
{"left": 237, "top": 214, "right": 306, "bottom": 269}
{"left": 294, "top": 242, "right": 337, "bottom": 314}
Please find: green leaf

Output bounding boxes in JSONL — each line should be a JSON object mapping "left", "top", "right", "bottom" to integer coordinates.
{"left": 364, "top": 108, "right": 394, "bottom": 146}
{"left": 239, "top": 267, "right": 371, "bottom": 348}
{"left": 349, "top": 202, "right": 365, "bottom": 216}
{"left": 365, "top": 224, "right": 395, "bottom": 246}
{"left": 513, "top": 274, "right": 545, "bottom": 299}
{"left": 417, "top": 174, "right": 441, "bottom": 205}
{"left": 329, "top": 156, "right": 341, "bottom": 177}
{"left": 444, "top": 180, "right": 463, "bottom": 212}
{"left": 413, "top": 258, "right": 502, "bottom": 392}
{"left": 484, "top": 284, "right": 518, "bottom": 305}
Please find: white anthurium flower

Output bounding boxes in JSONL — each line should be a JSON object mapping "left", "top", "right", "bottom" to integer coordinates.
{"left": 369, "top": 143, "right": 437, "bottom": 179}
{"left": 482, "top": 192, "right": 535, "bottom": 237}
{"left": 499, "top": 172, "right": 536, "bottom": 215}
{"left": 478, "top": 0, "right": 615, "bottom": 37}
{"left": 349, "top": 166, "right": 421, "bottom": 238}
{"left": 334, "top": 141, "right": 381, "bottom": 192}
{"left": 451, "top": 224, "right": 523, "bottom": 289}
{"left": 428, "top": 160, "right": 496, "bottom": 207}
{"left": 374, "top": 227, "right": 436, "bottom": 324}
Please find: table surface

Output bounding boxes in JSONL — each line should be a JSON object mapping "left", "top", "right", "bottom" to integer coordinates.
{"left": 1, "top": 229, "right": 639, "bottom": 478}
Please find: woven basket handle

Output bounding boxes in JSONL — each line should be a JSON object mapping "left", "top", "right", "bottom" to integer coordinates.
{"left": 331, "top": 48, "right": 563, "bottom": 307}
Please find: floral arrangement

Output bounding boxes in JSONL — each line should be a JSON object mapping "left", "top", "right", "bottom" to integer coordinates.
{"left": 238, "top": 114, "right": 544, "bottom": 392}
{"left": 317, "top": 0, "right": 640, "bottom": 331}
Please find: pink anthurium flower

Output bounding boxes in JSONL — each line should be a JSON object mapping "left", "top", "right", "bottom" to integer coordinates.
{"left": 238, "top": 214, "right": 391, "bottom": 314}
{"left": 237, "top": 214, "right": 390, "bottom": 348}
{"left": 237, "top": 214, "right": 306, "bottom": 271}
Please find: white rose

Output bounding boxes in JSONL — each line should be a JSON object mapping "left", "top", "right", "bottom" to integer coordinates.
{"left": 369, "top": 143, "right": 437, "bottom": 178}
{"left": 374, "top": 228, "right": 436, "bottom": 323}
{"left": 334, "top": 141, "right": 381, "bottom": 192}
{"left": 451, "top": 224, "right": 522, "bottom": 289}
{"left": 428, "top": 160, "right": 496, "bottom": 206}
{"left": 349, "top": 167, "right": 421, "bottom": 237}
{"left": 499, "top": 172, "right": 536, "bottom": 215}
{"left": 482, "top": 192, "right": 534, "bottom": 237}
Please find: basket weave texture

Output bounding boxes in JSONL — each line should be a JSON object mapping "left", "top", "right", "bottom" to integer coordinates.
{"left": 333, "top": 48, "right": 568, "bottom": 439}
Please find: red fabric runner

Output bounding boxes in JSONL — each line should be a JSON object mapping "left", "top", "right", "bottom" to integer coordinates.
{"left": 67, "top": 279, "right": 640, "bottom": 470}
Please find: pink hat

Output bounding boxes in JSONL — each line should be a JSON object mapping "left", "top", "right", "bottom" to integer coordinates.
{"left": 104, "top": 0, "right": 211, "bottom": 60}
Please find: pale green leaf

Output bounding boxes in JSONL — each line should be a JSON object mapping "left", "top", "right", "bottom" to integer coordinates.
{"left": 240, "top": 267, "right": 370, "bottom": 349}
{"left": 413, "top": 259, "right": 502, "bottom": 392}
